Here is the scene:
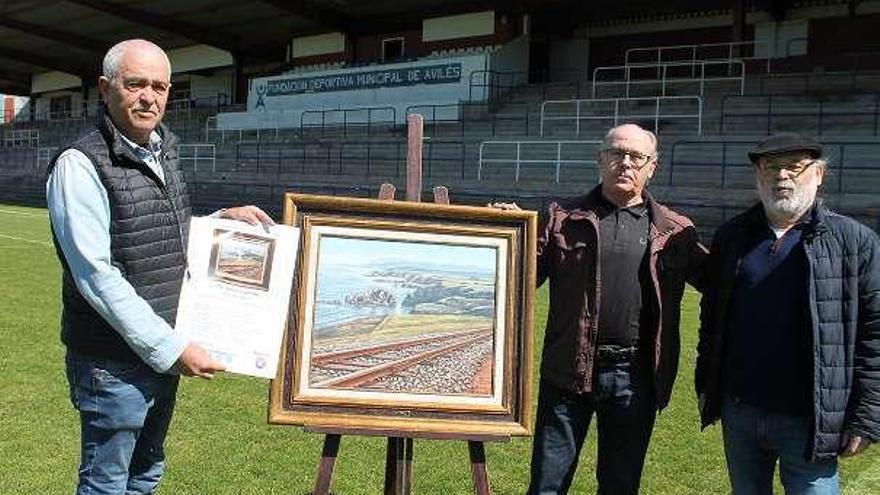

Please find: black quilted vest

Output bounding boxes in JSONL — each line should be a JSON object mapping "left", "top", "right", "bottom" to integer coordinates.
{"left": 48, "top": 107, "right": 191, "bottom": 363}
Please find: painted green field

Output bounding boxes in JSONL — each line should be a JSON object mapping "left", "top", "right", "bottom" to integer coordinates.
{"left": 1, "top": 203, "right": 877, "bottom": 494}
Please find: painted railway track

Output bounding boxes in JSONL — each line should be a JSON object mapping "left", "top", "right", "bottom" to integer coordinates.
{"left": 310, "top": 328, "right": 493, "bottom": 389}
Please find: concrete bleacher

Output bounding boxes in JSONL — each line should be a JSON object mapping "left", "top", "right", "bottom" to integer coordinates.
{"left": 717, "top": 93, "right": 880, "bottom": 136}
{"left": 4, "top": 48, "right": 880, "bottom": 240}
{"left": 0, "top": 147, "right": 45, "bottom": 207}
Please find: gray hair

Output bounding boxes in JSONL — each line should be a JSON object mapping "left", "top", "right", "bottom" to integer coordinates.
{"left": 602, "top": 124, "right": 658, "bottom": 155}
{"left": 102, "top": 39, "right": 171, "bottom": 80}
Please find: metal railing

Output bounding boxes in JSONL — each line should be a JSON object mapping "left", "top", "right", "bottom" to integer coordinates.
{"left": 406, "top": 102, "right": 531, "bottom": 137}
{"left": 625, "top": 41, "right": 769, "bottom": 71}
{"left": 203, "top": 116, "right": 219, "bottom": 142}
{"left": 756, "top": 70, "right": 880, "bottom": 96}
{"left": 36, "top": 146, "right": 58, "bottom": 168}
{"left": 468, "top": 70, "right": 527, "bottom": 103}
{"left": 35, "top": 109, "right": 79, "bottom": 121}
{"left": 478, "top": 140, "right": 602, "bottom": 182}
{"left": 188, "top": 180, "right": 386, "bottom": 218}
{"left": 204, "top": 116, "right": 282, "bottom": 144}
{"left": 3, "top": 129, "right": 39, "bottom": 148}
{"left": 592, "top": 60, "right": 745, "bottom": 98}
{"left": 540, "top": 96, "right": 702, "bottom": 137}
{"left": 29, "top": 93, "right": 229, "bottom": 124}
{"left": 668, "top": 139, "right": 880, "bottom": 193}
{"left": 230, "top": 139, "right": 468, "bottom": 179}
{"left": 178, "top": 144, "right": 216, "bottom": 172}
{"left": 206, "top": 107, "right": 401, "bottom": 144}
{"left": 164, "top": 99, "right": 193, "bottom": 120}
{"left": 719, "top": 93, "right": 880, "bottom": 136}
{"left": 169, "top": 90, "right": 230, "bottom": 109}
{"left": 300, "top": 106, "right": 398, "bottom": 137}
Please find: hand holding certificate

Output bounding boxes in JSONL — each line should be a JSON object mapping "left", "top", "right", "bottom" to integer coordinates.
{"left": 175, "top": 216, "right": 299, "bottom": 378}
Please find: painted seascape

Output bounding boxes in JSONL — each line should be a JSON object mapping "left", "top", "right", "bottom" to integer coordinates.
{"left": 308, "top": 234, "right": 499, "bottom": 397}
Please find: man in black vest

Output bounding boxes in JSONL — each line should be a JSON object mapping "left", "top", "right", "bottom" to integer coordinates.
{"left": 46, "top": 39, "right": 273, "bottom": 494}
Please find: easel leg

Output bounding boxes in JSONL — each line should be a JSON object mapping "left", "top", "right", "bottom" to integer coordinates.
{"left": 384, "top": 437, "right": 397, "bottom": 494}
{"left": 405, "top": 438, "right": 413, "bottom": 492}
{"left": 384, "top": 437, "right": 413, "bottom": 495}
{"left": 313, "top": 434, "right": 341, "bottom": 495}
{"left": 469, "top": 441, "right": 492, "bottom": 495}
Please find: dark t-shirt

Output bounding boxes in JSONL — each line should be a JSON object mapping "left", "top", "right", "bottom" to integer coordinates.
{"left": 596, "top": 196, "right": 651, "bottom": 346}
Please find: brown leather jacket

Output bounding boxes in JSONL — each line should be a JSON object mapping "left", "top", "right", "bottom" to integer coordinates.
{"left": 537, "top": 187, "right": 707, "bottom": 409}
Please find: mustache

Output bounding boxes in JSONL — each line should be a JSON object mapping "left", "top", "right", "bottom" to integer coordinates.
{"left": 769, "top": 180, "right": 795, "bottom": 188}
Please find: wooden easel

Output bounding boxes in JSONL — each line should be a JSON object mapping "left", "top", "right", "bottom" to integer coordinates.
{"left": 308, "top": 427, "right": 505, "bottom": 495}
{"left": 307, "top": 115, "right": 507, "bottom": 495}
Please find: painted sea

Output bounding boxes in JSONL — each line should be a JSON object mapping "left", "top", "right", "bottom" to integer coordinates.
{"left": 312, "top": 235, "right": 498, "bottom": 340}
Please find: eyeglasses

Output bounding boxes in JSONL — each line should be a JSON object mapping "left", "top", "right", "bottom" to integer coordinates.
{"left": 756, "top": 158, "right": 816, "bottom": 176}
{"left": 600, "top": 148, "right": 655, "bottom": 169}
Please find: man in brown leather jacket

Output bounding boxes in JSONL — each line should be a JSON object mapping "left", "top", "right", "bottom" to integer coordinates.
{"left": 498, "top": 123, "right": 706, "bottom": 494}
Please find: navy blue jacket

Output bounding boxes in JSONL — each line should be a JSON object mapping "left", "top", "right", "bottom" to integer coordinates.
{"left": 696, "top": 202, "right": 880, "bottom": 459}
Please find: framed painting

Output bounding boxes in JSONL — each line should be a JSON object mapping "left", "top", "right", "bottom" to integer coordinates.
{"left": 269, "top": 193, "right": 537, "bottom": 437}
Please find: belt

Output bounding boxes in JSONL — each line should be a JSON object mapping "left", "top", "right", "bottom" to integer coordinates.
{"left": 596, "top": 345, "right": 638, "bottom": 363}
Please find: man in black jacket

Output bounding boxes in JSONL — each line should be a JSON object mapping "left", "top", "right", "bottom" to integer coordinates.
{"left": 695, "top": 133, "right": 879, "bottom": 494}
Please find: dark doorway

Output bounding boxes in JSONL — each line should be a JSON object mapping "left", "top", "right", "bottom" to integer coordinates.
{"left": 529, "top": 39, "right": 550, "bottom": 83}
{"left": 382, "top": 37, "right": 405, "bottom": 62}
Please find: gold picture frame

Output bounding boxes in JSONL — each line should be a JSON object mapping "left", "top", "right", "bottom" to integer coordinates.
{"left": 268, "top": 193, "right": 537, "bottom": 437}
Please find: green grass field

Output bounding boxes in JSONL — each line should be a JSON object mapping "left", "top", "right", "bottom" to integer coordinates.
{"left": 1, "top": 203, "right": 877, "bottom": 494}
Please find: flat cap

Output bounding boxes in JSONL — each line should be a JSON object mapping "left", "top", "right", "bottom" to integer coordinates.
{"left": 747, "top": 132, "right": 823, "bottom": 163}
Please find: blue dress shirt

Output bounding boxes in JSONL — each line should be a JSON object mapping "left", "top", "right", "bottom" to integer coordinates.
{"left": 46, "top": 131, "right": 188, "bottom": 373}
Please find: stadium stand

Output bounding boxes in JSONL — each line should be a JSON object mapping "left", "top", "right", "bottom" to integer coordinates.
{"left": 1, "top": 1, "right": 879, "bottom": 240}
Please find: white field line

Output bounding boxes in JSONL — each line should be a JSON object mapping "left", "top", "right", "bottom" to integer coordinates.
{"left": 0, "top": 209, "right": 47, "bottom": 218}
{"left": 0, "top": 233, "right": 53, "bottom": 247}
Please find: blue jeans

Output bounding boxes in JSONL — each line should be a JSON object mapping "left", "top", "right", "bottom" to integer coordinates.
{"left": 527, "top": 359, "right": 657, "bottom": 495}
{"left": 66, "top": 352, "right": 180, "bottom": 495}
{"left": 721, "top": 397, "right": 840, "bottom": 495}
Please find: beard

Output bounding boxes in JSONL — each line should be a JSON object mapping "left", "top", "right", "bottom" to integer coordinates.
{"left": 756, "top": 176, "right": 818, "bottom": 220}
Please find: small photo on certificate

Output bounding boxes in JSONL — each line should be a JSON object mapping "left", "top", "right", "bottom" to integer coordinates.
{"left": 209, "top": 230, "right": 275, "bottom": 291}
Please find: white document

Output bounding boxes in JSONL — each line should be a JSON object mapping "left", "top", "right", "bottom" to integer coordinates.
{"left": 175, "top": 217, "right": 299, "bottom": 378}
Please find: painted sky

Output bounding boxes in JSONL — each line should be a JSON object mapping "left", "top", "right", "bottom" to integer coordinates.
{"left": 318, "top": 235, "right": 496, "bottom": 273}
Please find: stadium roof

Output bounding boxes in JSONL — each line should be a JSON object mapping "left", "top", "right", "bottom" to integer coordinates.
{"left": 0, "top": 0, "right": 775, "bottom": 95}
